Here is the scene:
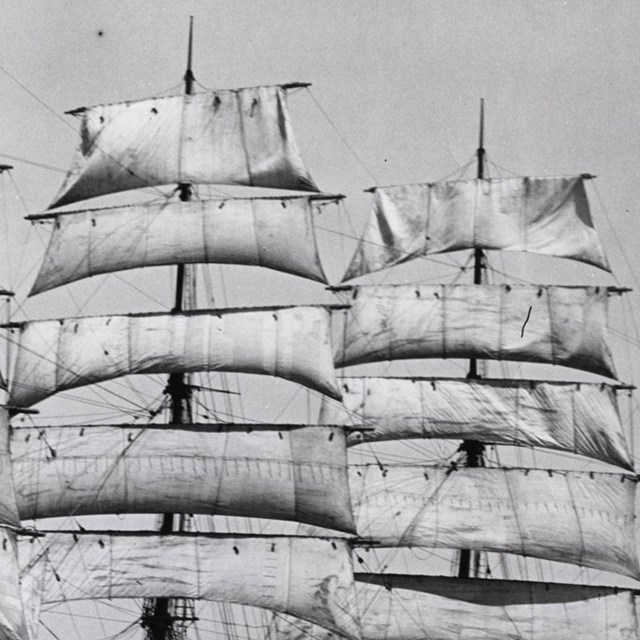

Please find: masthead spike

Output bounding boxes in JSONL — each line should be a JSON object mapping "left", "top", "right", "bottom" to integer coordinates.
{"left": 476, "top": 98, "right": 485, "bottom": 180}
{"left": 184, "top": 16, "right": 195, "bottom": 96}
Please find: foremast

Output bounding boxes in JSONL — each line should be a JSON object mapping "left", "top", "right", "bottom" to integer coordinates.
{"left": 141, "top": 17, "right": 197, "bottom": 640}
{"left": 457, "top": 98, "right": 486, "bottom": 579}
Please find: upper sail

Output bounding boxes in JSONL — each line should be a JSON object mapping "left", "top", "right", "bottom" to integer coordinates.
{"left": 50, "top": 85, "right": 319, "bottom": 209}
{"left": 9, "top": 306, "right": 341, "bottom": 408}
{"left": 30, "top": 196, "right": 330, "bottom": 295}
{"left": 344, "top": 176, "right": 610, "bottom": 280}
{"left": 333, "top": 284, "right": 617, "bottom": 378}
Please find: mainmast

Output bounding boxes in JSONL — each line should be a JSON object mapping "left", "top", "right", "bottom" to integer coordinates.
{"left": 142, "top": 17, "right": 197, "bottom": 640}
{"left": 457, "top": 99, "right": 486, "bottom": 579}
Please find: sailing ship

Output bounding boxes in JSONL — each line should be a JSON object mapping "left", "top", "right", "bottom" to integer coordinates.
{"left": 0, "top": 18, "right": 639, "bottom": 640}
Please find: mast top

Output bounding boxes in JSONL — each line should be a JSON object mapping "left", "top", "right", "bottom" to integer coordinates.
{"left": 477, "top": 98, "right": 485, "bottom": 180}
{"left": 184, "top": 16, "right": 195, "bottom": 96}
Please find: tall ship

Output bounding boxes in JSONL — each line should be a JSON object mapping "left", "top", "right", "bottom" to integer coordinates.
{"left": 0, "top": 19, "right": 638, "bottom": 640}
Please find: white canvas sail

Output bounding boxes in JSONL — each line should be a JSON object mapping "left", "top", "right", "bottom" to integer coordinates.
{"left": 319, "top": 377, "right": 632, "bottom": 469}
{"left": 348, "top": 465, "right": 639, "bottom": 579}
{"left": 50, "top": 86, "right": 318, "bottom": 209}
{"left": 0, "top": 408, "right": 27, "bottom": 640}
{"left": 343, "top": 176, "right": 610, "bottom": 280}
{"left": 333, "top": 284, "right": 616, "bottom": 379}
{"left": 30, "top": 196, "right": 330, "bottom": 295}
{"left": 19, "top": 534, "right": 361, "bottom": 640}
{"left": 0, "top": 531, "right": 27, "bottom": 640}
{"left": 0, "top": 409, "right": 19, "bottom": 529}
{"left": 271, "top": 575, "right": 639, "bottom": 640}
{"left": 9, "top": 306, "right": 341, "bottom": 407}
{"left": 12, "top": 425, "right": 355, "bottom": 532}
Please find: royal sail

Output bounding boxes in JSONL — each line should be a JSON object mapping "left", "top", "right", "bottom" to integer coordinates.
{"left": 319, "top": 377, "right": 632, "bottom": 469}
{"left": 333, "top": 283, "right": 617, "bottom": 378}
{"left": 344, "top": 176, "right": 610, "bottom": 280}
{"left": 272, "top": 574, "right": 639, "bottom": 640}
{"left": 18, "top": 534, "right": 361, "bottom": 640}
{"left": 50, "top": 85, "right": 318, "bottom": 209}
{"left": 12, "top": 424, "right": 355, "bottom": 532}
{"left": 348, "top": 465, "right": 639, "bottom": 579}
{"left": 29, "top": 196, "right": 333, "bottom": 295}
{"left": 9, "top": 306, "right": 341, "bottom": 407}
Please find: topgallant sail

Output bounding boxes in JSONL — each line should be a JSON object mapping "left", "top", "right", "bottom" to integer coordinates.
{"left": 0, "top": 21, "right": 638, "bottom": 640}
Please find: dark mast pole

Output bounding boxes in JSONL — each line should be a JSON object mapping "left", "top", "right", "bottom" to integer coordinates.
{"left": 457, "top": 99, "right": 486, "bottom": 579}
{"left": 143, "top": 17, "right": 196, "bottom": 640}
{"left": 174, "top": 15, "right": 195, "bottom": 312}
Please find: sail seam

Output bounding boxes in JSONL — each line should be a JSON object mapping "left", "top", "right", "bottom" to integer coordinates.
{"left": 571, "top": 384, "right": 578, "bottom": 456}
{"left": 498, "top": 285, "right": 505, "bottom": 361}
{"left": 177, "top": 93, "right": 188, "bottom": 182}
{"left": 544, "top": 287, "right": 557, "bottom": 366}
{"left": 199, "top": 200, "right": 209, "bottom": 264}
{"left": 564, "top": 474, "right": 587, "bottom": 571}
{"left": 235, "top": 91, "right": 254, "bottom": 186}
{"left": 440, "top": 285, "right": 446, "bottom": 359}
{"left": 521, "top": 176, "right": 528, "bottom": 250}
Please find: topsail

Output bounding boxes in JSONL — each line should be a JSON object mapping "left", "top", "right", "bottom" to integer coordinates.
{"left": 320, "top": 377, "right": 633, "bottom": 469}
{"left": 333, "top": 283, "right": 617, "bottom": 378}
{"left": 9, "top": 306, "right": 341, "bottom": 407}
{"left": 12, "top": 424, "right": 355, "bottom": 532}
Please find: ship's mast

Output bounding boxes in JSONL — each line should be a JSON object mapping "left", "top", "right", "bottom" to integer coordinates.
{"left": 0, "top": 165, "right": 14, "bottom": 398}
{"left": 142, "top": 17, "right": 197, "bottom": 640}
{"left": 457, "top": 99, "right": 486, "bottom": 579}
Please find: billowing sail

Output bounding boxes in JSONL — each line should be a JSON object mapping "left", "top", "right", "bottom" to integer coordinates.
{"left": 333, "top": 284, "right": 616, "bottom": 379}
{"left": 19, "top": 533, "right": 361, "bottom": 640}
{"left": 319, "top": 377, "right": 632, "bottom": 469}
{"left": 30, "top": 196, "right": 331, "bottom": 295}
{"left": 12, "top": 424, "right": 355, "bottom": 532}
{"left": 0, "top": 408, "right": 27, "bottom": 640}
{"left": 343, "top": 176, "right": 610, "bottom": 280}
{"left": 0, "top": 409, "right": 19, "bottom": 529}
{"left": 272, "top": 574, "right": 639, "bottom": 640}
{"left": 9, "top": 306, "right": 341, "bottom": 407}
{"left": 0, "top": 531, "right": 27, "bottom": 640}
{"left": 50, "top": 85, "right": 318, "bottom": 209}
{"left": 349, "top": 465, "right": 639, "bottom": 579}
